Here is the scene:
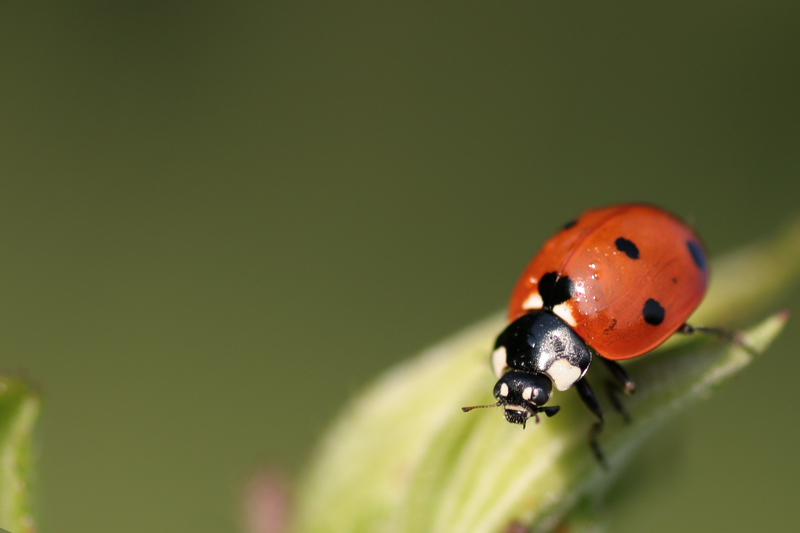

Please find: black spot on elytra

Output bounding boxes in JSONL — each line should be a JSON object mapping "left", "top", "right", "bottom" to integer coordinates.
{"left": 687, "top": 241, "right": 706, "bottom": 271}
{"left": 562, "top": 219, "right": 577, "bottom": 230}
{"left": 672, "top": 278, "right": 678, "bottom": 284}
{"left": 538, "top": 272, "right": 574, "bottom": 310}
{"left": 642, "top": 298, "right": 665, "bottom": 326}
{"left": 615, "top": 237, "right": 639, "bottom": 259}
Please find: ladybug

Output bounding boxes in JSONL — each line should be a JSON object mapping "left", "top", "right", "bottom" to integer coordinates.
{"left": 463, "top": 204, "right": 729, "bottom": 464}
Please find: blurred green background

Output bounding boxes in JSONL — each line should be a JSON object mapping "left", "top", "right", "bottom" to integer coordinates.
{"left": 2, "top": 1, "right": 799, "bottom": 532}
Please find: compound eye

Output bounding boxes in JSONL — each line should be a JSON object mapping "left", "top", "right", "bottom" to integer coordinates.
{"left": 493, "top": 380, "right": 511, "bottom": 399}
{"left": 521, "top": 384, "right": 548, "bottom": 406}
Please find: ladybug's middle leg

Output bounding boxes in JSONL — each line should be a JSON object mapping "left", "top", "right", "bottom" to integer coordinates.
{"left": 574, "top": 378, "right": 607, "bottom": 468}
{"left": 600, "top": 358, "right": 635, "bottom": 423}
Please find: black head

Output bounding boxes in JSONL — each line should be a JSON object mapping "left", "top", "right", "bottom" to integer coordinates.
{"left": 493, "top": 371, "right": 560, "bottom": 426}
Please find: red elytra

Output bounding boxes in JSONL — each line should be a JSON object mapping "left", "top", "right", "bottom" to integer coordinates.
{"left": 507, "top": 204, "right": 708, "bottom": 360}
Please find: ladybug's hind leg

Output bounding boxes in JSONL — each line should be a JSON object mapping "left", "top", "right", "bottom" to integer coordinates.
{"left": 677, "top": 324, "right": 757, "bottom": 356}
{"left": 600, "top": 358, "right": 635, "bottom": 423}
{"left": 574, "top": 378, "right": 608, "bottom": 468}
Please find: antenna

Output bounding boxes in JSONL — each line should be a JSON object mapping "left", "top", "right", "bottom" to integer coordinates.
{"left": 461, "top": 402, "right": 501, "bottom": 413}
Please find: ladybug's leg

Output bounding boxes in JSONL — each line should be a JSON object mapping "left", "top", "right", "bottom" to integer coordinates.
{"left": 678, "top": 324, "right": 757, "bottom": 356}
{"left": 600, "top": 358, "right": 635, "bottom": 423}
{"left": 600, "top": 358, "right": 635, "bottom": 394}
{"left": 574, "top": 378, "right": 607, "bottom": 468}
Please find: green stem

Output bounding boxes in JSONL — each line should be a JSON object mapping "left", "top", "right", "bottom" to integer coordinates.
{"left": 0, "top": 377, "right": 40, "bottom": 533}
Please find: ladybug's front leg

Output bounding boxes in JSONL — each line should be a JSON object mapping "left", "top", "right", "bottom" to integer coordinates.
{"left": 574, "top": 378, "right": 607, "bottom": 468}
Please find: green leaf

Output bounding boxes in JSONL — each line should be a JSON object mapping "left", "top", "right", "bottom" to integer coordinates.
{"left": 291, "top": 218, "right": 800, "bottom": 533}
{"left": 0, "top": 377, "right": 40, "bottom": 533}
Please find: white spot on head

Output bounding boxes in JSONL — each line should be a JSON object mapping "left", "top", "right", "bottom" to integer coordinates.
{"left": 546, "top": 359, "right": 583, "bottom": 391}
{"left": 522, "top": 387, "right": 533, "bottom": 400}
{"left": 500, "top": 383, "right": 509, "bottom": 397}
{"left": 492, "top": 346, "right": 508, "bottom": 378}
{"left": 552, "top": 303, "right": 578, "bottom": 327}
{"left": 522, "top": 293, "right": 544, "bottom": 310}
